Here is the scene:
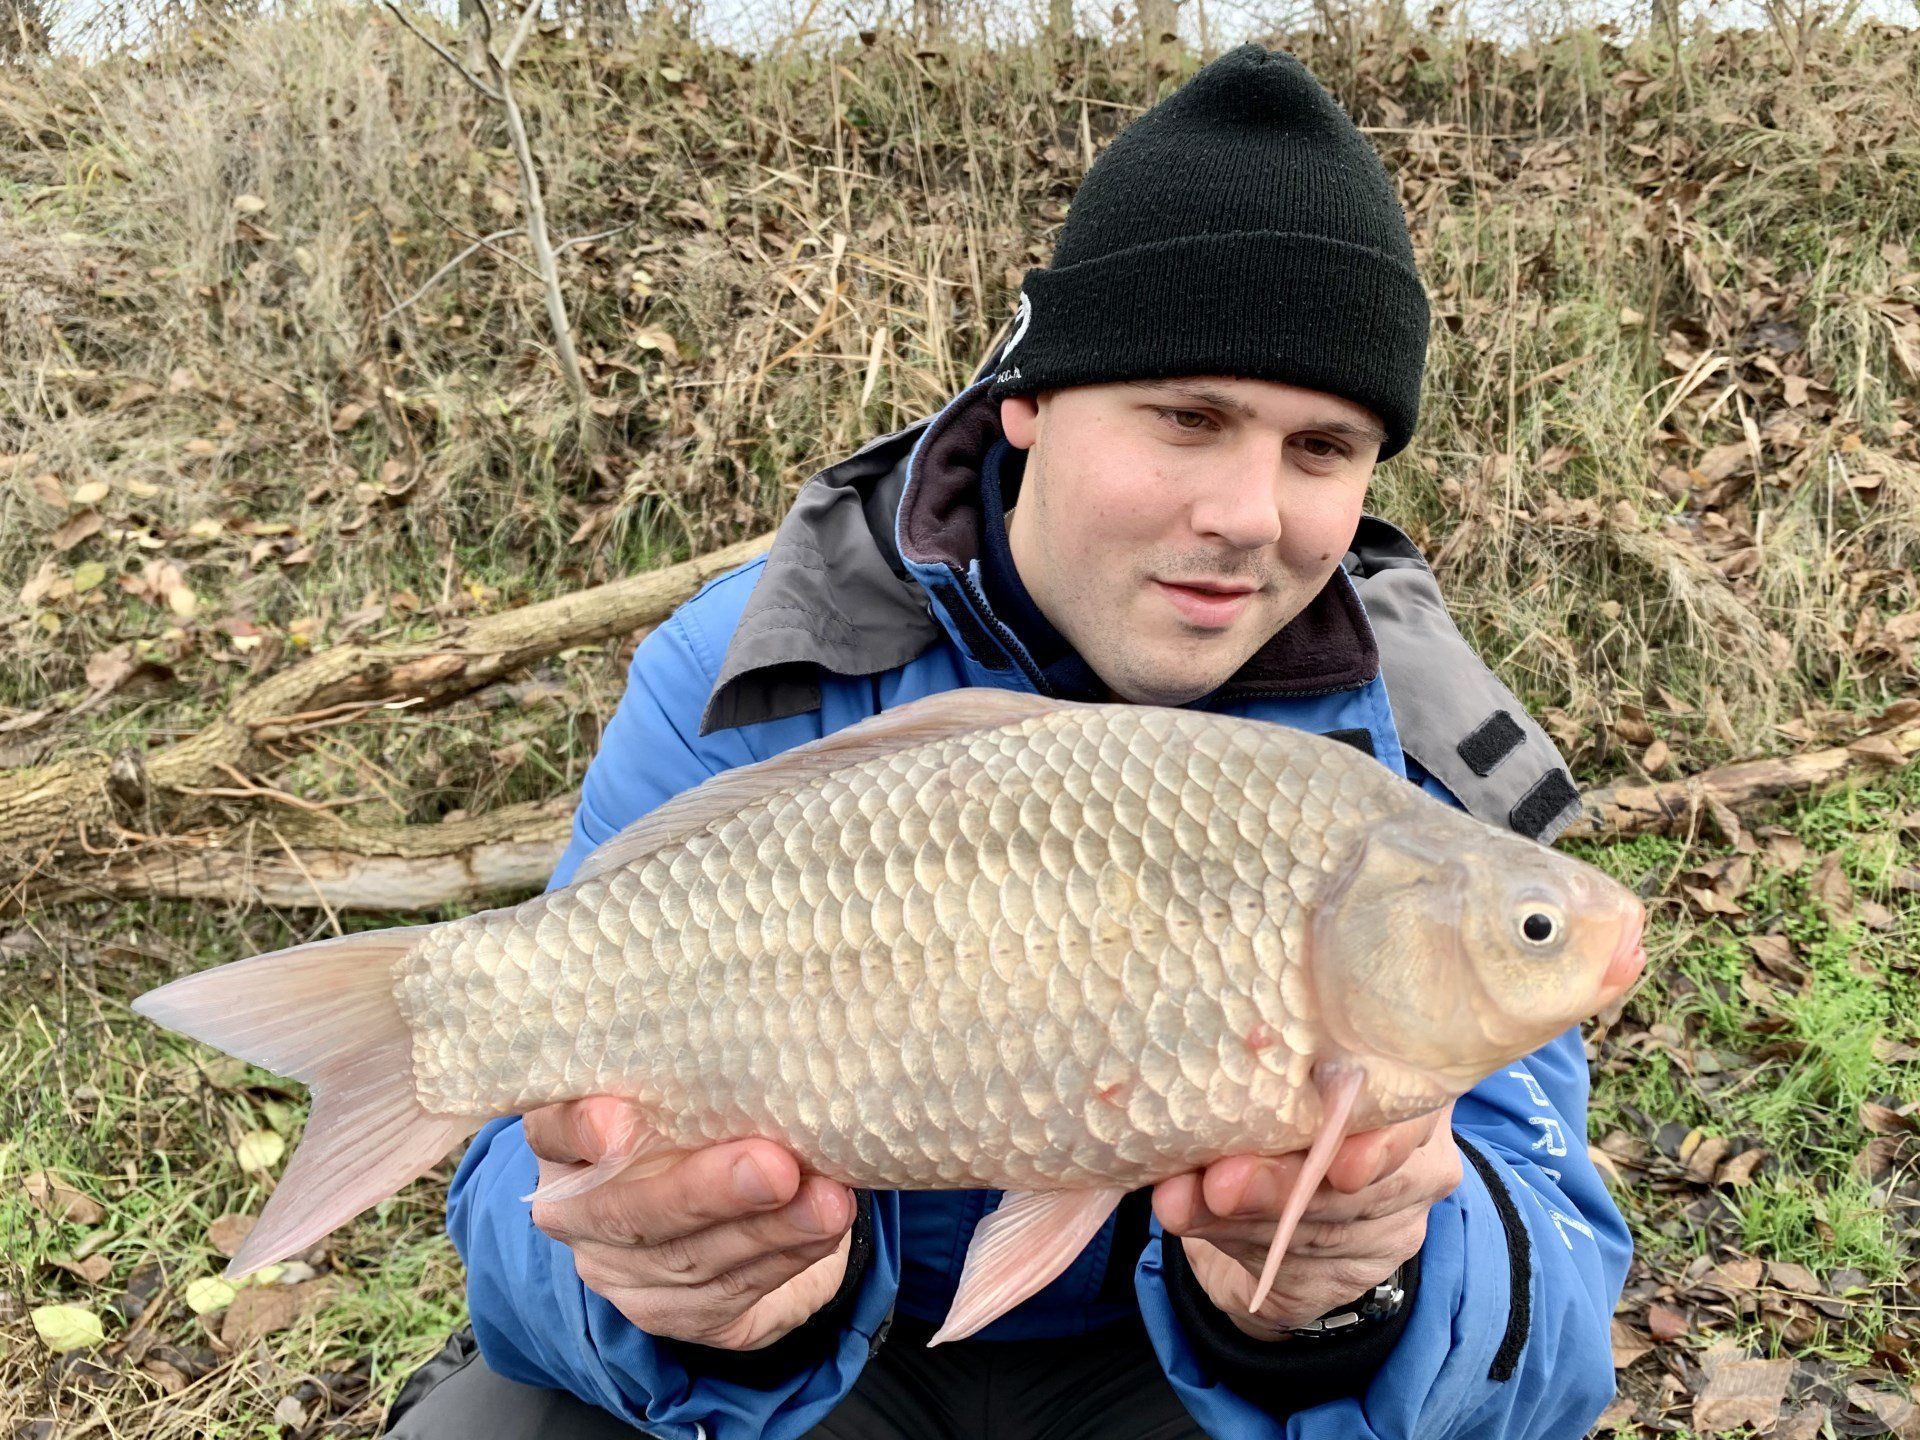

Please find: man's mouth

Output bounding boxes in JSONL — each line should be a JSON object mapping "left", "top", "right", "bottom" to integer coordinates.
{"left": 1153, "top": 578, "right": 1260, "bottom": 628}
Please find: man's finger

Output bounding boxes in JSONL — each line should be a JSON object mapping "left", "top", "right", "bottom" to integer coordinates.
{"left": 1324, "top": 1105, "right": 1452, "bottom": 1194}
{"left": 539, "top": 1138, "right": 803, "bottom": 1247}
{"left": 593, "top": 1233, "right": 853, "bottom": 1351}
{"left": 575, "top": 1175, "right": 854, "bottom": 1288}
{"left": 523, "top": 1096, "right": 648, "bottom": 1167}
{"left": 1151, "top": 1168, "right": 1226, "bottom": 1236}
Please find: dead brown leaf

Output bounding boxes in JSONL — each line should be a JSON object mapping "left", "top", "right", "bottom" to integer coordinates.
{"left": 1774, "top": 1405, "right": 1829, "bottom": 1440}
{"left": 1647, "top": 1302, "right": 1690, "bottom": 1341}
{"left": 1716, "top": 1148, "right": 1769, "bottom": 1187}
{"left": 1681, "top": 1131, "right": 1733, "bottom": 1183}
{"left": 24, "top": 1171, "right": 106, "bottom": 1226}
{"left": 1684, "top": 883, "right": 1745, "bottom": 916}
{"left": 1809, "top": 853, "right": 1854, "bottom": 926}
{"left": 218, "top": 1278, "right": 333, "bottom": 1348}
{"left": 1848, "top": 734, "right": 1908, "bottom": 766}
{"left": 1748, "top": 933, "right": 1802, "bottom": 981}
{"left": 1766, "top": 1261, "right": 1823, "bottom": 1295}
{"left": 1765, "top": 833, "right": 1809, "bottom": 872}
{"left": 50, "top": 509, "right": 103, "bottom": 551}
{"left": 1860, "top": 1102, "right": 1919, "bottom": 1135}
{"left": 1847, "top": 1384, "right": 1920, "bottom": 1438}
{"left": 1694, "top": 441, "right": 1753, "bottom": 482}
{"left": 51, "top": 1253, "right": 112, "bottom": 1286}
{"left": 1855, "top": 1134, "right": 1905, "bottom": 1182}
{"left": 207, "top": 1214, "right": 256, "bottom": 1258}
{"left": 1611, "top": 1316, "right": 1653, "bottom": 1368}
{"left": 1693, "top": 1344, "right": 1791, "bottom": 1433}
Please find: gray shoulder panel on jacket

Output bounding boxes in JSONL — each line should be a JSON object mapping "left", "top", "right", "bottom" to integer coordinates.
{"left": 698, "top": 425, "right": 940, "bottom": 737}
{"left": 1347, "top": 516, "right": 1584, "bottom": 845}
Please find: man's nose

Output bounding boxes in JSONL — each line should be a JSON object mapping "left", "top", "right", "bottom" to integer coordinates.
{"left": 1190, "top": 446, "right": 1284, "bottom": 549}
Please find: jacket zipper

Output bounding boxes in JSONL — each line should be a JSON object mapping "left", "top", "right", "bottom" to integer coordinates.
{"left": 952, "top": 568, "right": 1054, "bottom": 696}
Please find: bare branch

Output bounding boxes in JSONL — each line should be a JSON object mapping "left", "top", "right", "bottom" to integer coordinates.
{"left": 380, "top": 0, "right": 502, "bottom": 101}
{"left": 557, "top": 221, "right": 637, "bottom": 253}
{"left": 497, "top": 0, "right": 544, "bottom": 73}
{"left": 406, "top": 191, "right": 546, "bottom": 283}
{"left": 384, "top": 0, "right": 592, "bottom": 424}
{"left": 378, "top": 227, "right": 527, "bottom": 323}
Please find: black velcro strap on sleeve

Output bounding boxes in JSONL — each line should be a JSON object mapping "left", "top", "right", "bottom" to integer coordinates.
{"left": 1457, "top": 710, "right": 1525, "bottom": 777}
{"left": 1507, "top": 769, "right": 1582, "bottom": 841}
{"left": 1159, "top": 1231, "right": 1420, "bottom": 1414}
{"left": 1324, "top": 728, "right": 1377, "bottom": 757}
{"left": 1452, "top": 1134, "right": 1532, "bottom": 1382}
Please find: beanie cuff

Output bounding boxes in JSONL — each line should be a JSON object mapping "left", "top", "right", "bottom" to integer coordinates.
{"left": 989, "top": 229, "right": 1430, "bottom": 460}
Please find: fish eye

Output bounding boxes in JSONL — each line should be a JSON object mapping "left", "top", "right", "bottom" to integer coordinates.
{"left": 1515, "top": 902, "right": 1565, "bottom": 948}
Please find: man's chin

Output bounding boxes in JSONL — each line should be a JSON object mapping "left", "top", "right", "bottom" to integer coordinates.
{"left": 1093, "top": 658, "right": 1244, "bottom": 709}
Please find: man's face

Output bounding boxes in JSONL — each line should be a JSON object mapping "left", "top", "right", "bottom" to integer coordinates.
{"left": 1000, "top": 376, "right": 1385, "bottom": 707}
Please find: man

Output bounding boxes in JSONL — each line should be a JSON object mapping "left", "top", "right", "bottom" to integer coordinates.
{"left": 387, "top": 43, "right": 1628, "bottom": 1440}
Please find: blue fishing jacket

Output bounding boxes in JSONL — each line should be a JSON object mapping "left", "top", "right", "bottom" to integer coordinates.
{"left": 445, "top": 377, "right": 1630, "bottom": 1440}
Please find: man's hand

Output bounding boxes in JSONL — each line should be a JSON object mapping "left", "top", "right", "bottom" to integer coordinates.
{"left": 525, "top": 1098, "right": 857, "bottom": 1352}
{"left": 1152, "top": 1102, "right": 1462, "bottom": 1340}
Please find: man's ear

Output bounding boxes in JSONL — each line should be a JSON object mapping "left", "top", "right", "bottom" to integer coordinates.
{"left": 1000, "top": 394, "right": 1039, "bottom": 450}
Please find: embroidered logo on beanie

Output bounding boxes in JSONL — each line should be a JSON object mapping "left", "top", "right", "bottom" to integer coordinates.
{"left": 994, "top": 292, "right": 1034, "bottom": 385}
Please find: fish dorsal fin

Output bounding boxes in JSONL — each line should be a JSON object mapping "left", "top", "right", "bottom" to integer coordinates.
{"left": 570, "top": 688, "right": 1074, "bottom": 887}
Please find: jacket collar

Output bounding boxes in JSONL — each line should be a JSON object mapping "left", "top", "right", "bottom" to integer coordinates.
{"left": 702, "top": 379, "right": 1381, "bottom": 733}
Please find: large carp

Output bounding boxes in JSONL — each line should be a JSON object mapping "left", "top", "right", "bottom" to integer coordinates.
{"left": 135, "top": 688, "right": 1645, "bottom": 1343}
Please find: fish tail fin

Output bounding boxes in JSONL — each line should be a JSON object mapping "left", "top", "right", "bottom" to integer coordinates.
{"left": 132, "top": 925, "right": 481, "bottom": 1279}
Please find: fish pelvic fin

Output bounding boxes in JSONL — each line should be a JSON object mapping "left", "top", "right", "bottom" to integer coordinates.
{"left": 1247, "top": 1061, "right": 1366, "bottom": 1314}
{"left": 519, "top": 1117, "right": 683, "bottom": 1206}
{"left": 928, "top": 1187, "right": 1126, "bottom": 1346}
{"left": 131, "top": 925, "right": 480, "bottom": 1279}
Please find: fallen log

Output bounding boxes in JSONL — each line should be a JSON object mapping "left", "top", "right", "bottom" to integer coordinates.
{"left": 24, "top": 799, "right": 573, "bottom": 913}
{"left": 0, "top": 533, "right": 772, "bottom": 864}
{"left": 14, "top": 714, "right": 1916, "bottom": 915}
{"left": 1562, "top": 717, "right": 1919, "bottom": 841}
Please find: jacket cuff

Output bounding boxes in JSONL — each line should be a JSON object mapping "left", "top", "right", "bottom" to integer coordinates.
{"left": 1159, "top": 1233, "right": 1422, "bottom": 1415}
{"left": 655, "top": 1190, "right": 877, "bottom": 1389}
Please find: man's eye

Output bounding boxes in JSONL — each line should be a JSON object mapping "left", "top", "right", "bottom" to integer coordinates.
{"left": 1298, "top": 436, "right": 1349, "bottom": 459}
{"left": 1156, "top": 408, "right": 1217, "bottom": 433}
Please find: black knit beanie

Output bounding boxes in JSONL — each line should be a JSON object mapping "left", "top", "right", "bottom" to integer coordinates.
{"left": 990, "top": 44, "right": 1430, "bottom": 460}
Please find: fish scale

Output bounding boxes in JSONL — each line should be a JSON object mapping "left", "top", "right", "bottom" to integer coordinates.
{"left": 397, "top": 705, "right": 1366, "bottom": 1190}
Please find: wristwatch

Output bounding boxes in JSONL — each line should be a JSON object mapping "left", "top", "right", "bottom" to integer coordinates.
{"left": 1283, "top": 1265, "right": 1408, "bottom": 1338}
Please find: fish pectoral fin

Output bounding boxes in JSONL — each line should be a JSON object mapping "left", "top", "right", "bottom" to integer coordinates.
{"left": 519, "top": 1117, "right": 680, "bottom": 1206}
{"left": 928, "top": 1188, "right": 1126, "bottom": 1346}
{"left": 1248, "top": 1060, "right": 1367, "bottom": 1313}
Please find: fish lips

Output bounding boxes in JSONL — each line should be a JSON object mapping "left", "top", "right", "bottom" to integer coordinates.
{"left": 1600, "top": 904, "right": 1648, "bottom": 996}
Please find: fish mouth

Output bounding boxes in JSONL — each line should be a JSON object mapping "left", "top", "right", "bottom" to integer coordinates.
{"left": 1601, "top": 905, "right": 1648, "bottom": 995}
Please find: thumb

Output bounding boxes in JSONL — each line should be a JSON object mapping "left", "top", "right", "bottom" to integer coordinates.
{"left": 523, "top": 1096, "right": 645, "bottom": 1165}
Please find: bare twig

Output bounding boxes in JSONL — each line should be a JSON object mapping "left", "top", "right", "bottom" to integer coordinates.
{"left": 556, "top": 221, "right": 638, "bottom": 253}
{"left": 481, "top": 0, "right": 591, "bottom": 415}
{"left": 380, "top": 0, "right": 501, "bottom": 101}
{"left": 381, "top": 0, "right": 592, "bottom": 423}
{"left": 378, "top": 226, "right": 527, "bottom": 323}
{"left": 497, "top": 0, "right": 543, "bottom": 71}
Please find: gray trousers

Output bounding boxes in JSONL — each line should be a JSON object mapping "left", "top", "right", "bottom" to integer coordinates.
{"left": 385, "top": 1313, "right": 1207, "bottom": 1440}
